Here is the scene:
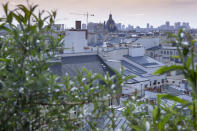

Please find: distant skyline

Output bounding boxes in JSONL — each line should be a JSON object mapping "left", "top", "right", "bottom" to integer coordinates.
{"left": 0, "top": 0, "right": 197, "bottom": 28}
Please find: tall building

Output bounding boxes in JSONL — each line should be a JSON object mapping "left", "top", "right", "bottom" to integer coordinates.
{"left": 127, "top": 24, "right": 134, "bottom": 31}
{"left": 122, "top": 25, "right": 126, "bottom": 30}
{"left": 82, "top": 23, "right": 87, "bottom": 30}
{"left": 166, "top": 21, "right": 170, "bottom": 27}
{"left": 87, "top": 22, "right": 105, "bottom": 45}
{"left": 175, "top": 22, "right": 181, "bottom": 30}
{"left": 182, "top": 22, "right": 190, "bottom": 30}
{"left": 87, "top": 22, "right": 98, "bottom": 33}
{"left": 147, "top": 23, "right": 150, "bottom": 29}
{"left": 75, "top": 21, "right": 81, "bottom": 30}
{"left": 51, "top": 24, "right": 64, "bottom": 31}
{"left": 116, "top": 23, "right": 122, "bottom": 31}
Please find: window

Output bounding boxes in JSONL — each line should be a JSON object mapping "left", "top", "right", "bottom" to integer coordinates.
{"left": 153, "top": 80, "right": 157, "bottom": 85}
{"left": 109, "top": 99, "right": 113, "bottom": 106}
{"left": 176, "top": 70, "right": 183, "bottom": 75}
{"left": 151, "top": 52, "right": 154, "bottom": 57}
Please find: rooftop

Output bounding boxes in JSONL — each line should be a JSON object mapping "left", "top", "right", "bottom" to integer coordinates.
{"left": 121, "top": 60, "right": 147, "bottom": 74}
{"left": 144, "top": 86, "right": 192, "bottom": 102}
{"left": 101, "top": 106, "right": 130, "bottom": 131}
{"left": 124, "top": 55, "right": 163, "bottom": 68}
{"left": 147, "top": 46, "right": 161, "bottom": 51}
{"left": 147, "top": 45, "right": 177, "bottom": 50}
{"left": 50, "top": 54, "right": 114, "bottom": 77}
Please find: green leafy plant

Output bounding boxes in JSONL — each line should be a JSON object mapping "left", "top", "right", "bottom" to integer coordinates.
{"left": 123, "top": 29, "right": 197, "bottom": 131}
{"left": 2, "top": 2, "right": 197, "bottom": 131}
{"left": 0, "top": 3, "right": 133, "bottom": 130}
{"left": 155, "top": 29, "right": 197, "bottom": 129}
{"left": 0, "top": 2, "right": 65, "bottom": 130}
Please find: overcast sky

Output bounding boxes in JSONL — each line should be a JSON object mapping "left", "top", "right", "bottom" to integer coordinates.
{"left": 1, "top": 0, "right": 197, "bottom": 28}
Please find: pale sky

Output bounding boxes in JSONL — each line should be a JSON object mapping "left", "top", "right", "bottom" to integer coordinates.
{"left": 1, "top": 0, "right": 197, "bottom": 28}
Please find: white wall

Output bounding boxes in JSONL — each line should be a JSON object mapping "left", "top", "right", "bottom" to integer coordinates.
{"left": 133, "top": 37, "right": 160, "bottom": 49}
{"left": 129, "top": 46, "right": 145, "bottom": 57}
{"left": 146, "top": 66, "right": 163, "bottom": 75}
{"left": 123, "top": 80, "right": 150, "bottom": 96}
{"left": 88, "top": 33, "right": 97, "bottom": 44}
{"left": 104, "top": 48, "right": 128, "bottom": 60}
{"left": 64, "top": 30, "right": 88, "bottom": 53}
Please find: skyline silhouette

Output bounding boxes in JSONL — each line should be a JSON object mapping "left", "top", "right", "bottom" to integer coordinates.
{"left": 0, "top": 0, "right": 197, "bottom": 28}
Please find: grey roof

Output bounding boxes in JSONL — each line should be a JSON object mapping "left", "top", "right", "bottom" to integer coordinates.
{"left": 124, "top": 55, "right": 159, "bottom": 67}
{"left": 49, "top": 62, "right": 62, "bottom": 76}
{"left": 102, "top": 111, "right": 130, "bottom": 131}
{"left": 147, "top": 46, "right": 161, "bottom": 50}
{"left": 50, "top": 55, "right": 114, "bottom": 77}
{"left": 121, "top": 60, "right": 147, "bottom": 75}
{"left": 80, "top": 107, "right": 130, "bottom": 131}
{"left": 107, "top": 37, "right": 121, "bottom": 44}
{"left": 123, "top": 70, "right": 138, "bottom": 83}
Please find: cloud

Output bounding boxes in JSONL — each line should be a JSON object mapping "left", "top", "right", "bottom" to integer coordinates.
{"left": 135, "top": 14, "right": 145, "bottom": 16}
{"left": 9, "top": 1, "right": 18, "bottom": 6}
{"left": 161, "top": 0, "right": 197, "bottom": 5}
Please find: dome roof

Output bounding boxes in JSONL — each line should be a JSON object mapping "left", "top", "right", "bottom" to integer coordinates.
{"left": 105, "top": 14, "right": 117, "bottom": 32}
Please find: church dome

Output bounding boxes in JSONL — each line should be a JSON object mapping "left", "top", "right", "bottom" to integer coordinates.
{"left": 105, "top": 14, "right": 117, "bottom": 32}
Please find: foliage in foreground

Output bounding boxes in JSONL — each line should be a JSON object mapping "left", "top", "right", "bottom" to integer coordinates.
{"left": 0, "top": 3, "right": 133, "bottom": 130}
{"left": 0, "top": 2, "right": 197, "bottom": 131}
{"left": 122, "top": 29, "right": 197, "bottom": 131}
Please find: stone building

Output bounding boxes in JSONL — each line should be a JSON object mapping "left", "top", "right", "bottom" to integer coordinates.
{"left": 104, "top": 14, "right": 117, "bottom": 32}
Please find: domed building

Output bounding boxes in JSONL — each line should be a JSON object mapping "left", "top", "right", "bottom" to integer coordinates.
{"left": 105, "top": 14, "right": 117, "bottom": 32}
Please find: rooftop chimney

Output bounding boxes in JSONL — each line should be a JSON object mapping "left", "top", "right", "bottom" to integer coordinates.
{"left": 75, "top": 21, "right": 81, "bottom": 30}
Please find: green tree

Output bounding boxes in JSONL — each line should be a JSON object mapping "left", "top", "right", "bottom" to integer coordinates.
{"left": 0, "top": 2, "right": 64, "bottom": 130}
{"left": 0, "top": 3, "right": 132, "bottom": 130}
